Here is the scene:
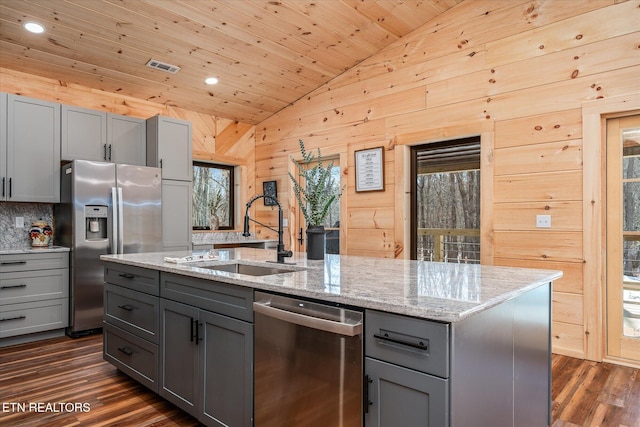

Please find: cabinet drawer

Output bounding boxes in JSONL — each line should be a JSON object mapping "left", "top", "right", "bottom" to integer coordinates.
{"left": 365, "top": 310, "right": 449, "bottom": 378}
{"left": 103, "top": 323, "right": 158, "bottom": 393}
{"left": 0, "top": 268, "right": 69, "bottom": 305}
{"left": 0, "top": 252, "right": 69, "bottom": 273}
{"left": 104, "top": 283, "right": 159, "bottom": 343}
{"left": 0, "top": 299, "right": 69, "bottom": 338}
{"left": 104, "top": 263, "right": 159, "bottom": 295}
{"left": 160, "top": 272, "right": 253, "bottom": 322}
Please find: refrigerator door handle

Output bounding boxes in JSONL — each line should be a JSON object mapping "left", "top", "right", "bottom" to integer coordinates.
{"left": 117, "top": 187, "right": 124, "bottom": 254}
{"left": 111, "top": 187, "right": 119, "bottom": 254}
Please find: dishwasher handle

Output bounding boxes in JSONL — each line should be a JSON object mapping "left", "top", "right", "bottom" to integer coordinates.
{"left": 253, "top": 301, "right": 362, "bottom": 337}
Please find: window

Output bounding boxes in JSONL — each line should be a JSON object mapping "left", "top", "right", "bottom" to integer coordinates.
{"left": 411, "top": 137, "right": 481, "bottom": 263}
{"left": 192, "top": 162, "right": 234, "bottom": 230}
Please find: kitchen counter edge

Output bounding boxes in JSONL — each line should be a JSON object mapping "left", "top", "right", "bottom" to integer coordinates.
{"left": 100, "top": 249, "right": 562, "bottom": 323}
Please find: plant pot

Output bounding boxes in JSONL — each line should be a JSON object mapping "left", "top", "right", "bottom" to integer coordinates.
{"left": 306, "top": 226, "right": 326, "bottom": 260}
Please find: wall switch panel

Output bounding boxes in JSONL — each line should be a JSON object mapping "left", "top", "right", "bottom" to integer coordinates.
{"left": 536, "top": 214, "right": 551, "bottom": 228}
{"left": 15, "top": 217, "right": 24, "bottom": 228}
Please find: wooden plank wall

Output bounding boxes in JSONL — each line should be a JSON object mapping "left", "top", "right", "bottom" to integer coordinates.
{"left": 255, "top": 0, "right": 640, "bottom": 358}
{"left": 0, "top": 67, "right": 256, "bottom": 180}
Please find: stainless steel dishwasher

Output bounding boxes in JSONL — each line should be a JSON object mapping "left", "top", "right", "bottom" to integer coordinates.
{"left": 253, "top": 291, "right": 364, "bottom": 427}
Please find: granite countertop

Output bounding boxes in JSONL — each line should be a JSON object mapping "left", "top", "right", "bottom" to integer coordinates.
{"left": 101, "top": 248, "right": 562, "bottom": 323}
{"left": 0, "top": 245, "right": 71, "bottom": 255}
{"left": 192, "top": 231, "right": 277, "bottom": 246}
{"left": 193, "top": 239, "right": 278, "bottom": 246}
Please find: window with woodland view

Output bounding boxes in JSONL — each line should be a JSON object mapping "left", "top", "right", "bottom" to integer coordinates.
{"left": 192, "top": 162, "right": 234, "bottom": 230}
{"left": 412, "top": 137, "right": 481, "bottom": 263}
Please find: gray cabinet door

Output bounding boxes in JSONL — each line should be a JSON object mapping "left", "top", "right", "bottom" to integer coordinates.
{"left": 199, "top": 310, "right": 253, "bottom": 427}
{"left": 5, "top": 94, "right": 61, "bottom": 202}
{"left": 108, "top": 113, "right": 146, "bottom": 165}
{"left": 146, "top": 115, "right": 192, "bottom": 181}
{"left": 365, "top": 357, "right": 448, "bottom": 427}
{"left": 162, "top": 179, "right": 192, "bottom": 251}
{"left": 0, "top": 93, "right": 6, "bottom": 199}
{"left": 61, "top": 104, "right": 106, "bottom": 162}
{"left": 159, "top": 298, "right": 199, "bottom": 415}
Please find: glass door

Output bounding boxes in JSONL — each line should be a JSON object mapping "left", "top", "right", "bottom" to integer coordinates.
{"left": 411, "top": 137, "right": 481, "bottom": 262}
{"left": 294, "top": 159, "right": 342, "bottom": 254}
{"left": 606, "top": 114, "right": 640, "bottom": 363}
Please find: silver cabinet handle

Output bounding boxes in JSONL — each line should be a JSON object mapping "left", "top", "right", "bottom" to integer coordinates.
{"left": 253, "top": 301, "right": 362, "bottom": 337}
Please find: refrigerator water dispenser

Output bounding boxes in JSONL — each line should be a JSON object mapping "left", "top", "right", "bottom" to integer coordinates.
{"left": 85, "top": 205, "right": 108, "bottom": 240}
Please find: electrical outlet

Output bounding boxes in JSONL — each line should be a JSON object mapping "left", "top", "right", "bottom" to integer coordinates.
{"left": 536, "top": 214, "right": 551, "bottom": 228}
{"left": 15, "top": 217, "right": 24, "bottom": 228}
{"left": 282, "top": 218, "right": 288, "bottom": 227}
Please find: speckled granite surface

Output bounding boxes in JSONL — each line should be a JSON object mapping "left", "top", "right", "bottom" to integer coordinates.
{"left": 101, "top": 248, "right": 562, "bottom": 323}
{"left": 0, "top": 202, "right": 54, "bottom": 250}
{"left": 192, "top": 231, "right": 277, "bottom": 246}
{"left": 0, "top": 246, "right": 70, "bottom": 255}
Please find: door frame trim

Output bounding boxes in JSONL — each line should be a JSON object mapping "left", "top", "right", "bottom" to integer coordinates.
{"left": 582, "top": 91, "right": 640, "bottom": 362}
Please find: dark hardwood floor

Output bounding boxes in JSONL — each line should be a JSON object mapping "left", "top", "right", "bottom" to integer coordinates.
{"left": 1, "top": 333, "right": 638, "bottom": 426}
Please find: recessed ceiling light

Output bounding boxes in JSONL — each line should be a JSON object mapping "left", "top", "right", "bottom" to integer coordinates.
{"left": 24, "top": 21, "right": 45, "bottom": 34}
{"left": 205, "top": 77, "right": 219, "bottom": 85}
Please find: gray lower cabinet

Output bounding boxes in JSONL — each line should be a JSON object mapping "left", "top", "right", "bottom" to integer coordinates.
{"left": 365, "top": 283, "right": 551, "bottom": 427}
{"left": 0, "top": 252, "right": 69, "bottom": 343}
{"left": 365, "top": 358, "right": 448, "bottom": 426}
{"left": 102, "top": 263, "right": 253, "bottom": 427}
{"left": 199, "top": 309, "right": 253, "bottom": 427}
{"left": 364, "top": 310, "right": 449, "bottom": 427}
{"left": 159, "top": 278, "right": 253, "bottom": 427}
{"left": 159, "top": 298, "right": 199, "bottom": 413}
{"left": 159, "top": 299, "right": 254, "bottom": 426}
{"left": 102, "top": 263, "right": 160, "bottom": 392}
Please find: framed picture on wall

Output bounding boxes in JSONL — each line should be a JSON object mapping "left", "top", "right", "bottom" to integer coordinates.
{"left": 263, "top": 180, "right": 278, "bottom": 206}
{"left": 355, "top": 147, "right": 385, "bottom": 192}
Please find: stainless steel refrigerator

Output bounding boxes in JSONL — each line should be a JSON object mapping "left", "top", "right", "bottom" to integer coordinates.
{"left": 55, "top": 160, "right": 162, "bottom": 337}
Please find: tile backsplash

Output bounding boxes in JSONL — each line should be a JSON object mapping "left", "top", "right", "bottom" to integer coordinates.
{"left": 0, "top": 202, "right": 54, "bottom": 249}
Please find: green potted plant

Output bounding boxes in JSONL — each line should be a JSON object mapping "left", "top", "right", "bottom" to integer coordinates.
{"left": 289, "top": 139, "right": 343, "bottom": 259}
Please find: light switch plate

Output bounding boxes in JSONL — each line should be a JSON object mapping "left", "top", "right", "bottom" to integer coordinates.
{"left": 536, "top": 214, "right": 551, "bottom": 228}
{"left": 15, "top": 216, "right": 24, "bottom": 228}
{"left": 282, "top": 218, "right": 288, "bottom": 227}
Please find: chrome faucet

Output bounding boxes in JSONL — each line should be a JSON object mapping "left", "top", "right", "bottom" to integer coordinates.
{"left": 243, "top": 194, "right": 293, "bottom": 264}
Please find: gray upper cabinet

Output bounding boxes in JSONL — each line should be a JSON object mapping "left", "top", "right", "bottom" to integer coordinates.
{"left": 1, "top": 93, "right": 61, "bottom": 203}
{"left": 161, "top": 180, "right": 192, "bottom": 251}
{"left": 62, "top": 106, "right": 146, "bottom": 165}
{"left": 107, "top": 114, "right": 146, "bottom": 165}
{"left": 0, "top": 93, "right": 6, "bottom": 200}
{"left": 146, "top": 115, "right": 192, "bottom": 181}
{"left": 61, "top": 105, "right": 106, "bottom": 162}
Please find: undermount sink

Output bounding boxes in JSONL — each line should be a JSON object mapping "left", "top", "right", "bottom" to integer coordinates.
{"left": 199, "top": 263, "right": 299, "bottom": 276}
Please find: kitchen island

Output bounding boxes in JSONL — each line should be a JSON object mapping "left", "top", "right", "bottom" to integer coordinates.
{"left": 101, "top": 248, "right": 561, "bottom": 427}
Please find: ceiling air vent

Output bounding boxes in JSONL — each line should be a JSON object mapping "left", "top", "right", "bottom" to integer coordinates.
{"left": 145, "top": 59, "right": 181, "bottom": 74}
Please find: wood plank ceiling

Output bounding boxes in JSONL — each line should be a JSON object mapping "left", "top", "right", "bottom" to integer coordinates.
{"left": 0, "top": 0, "right": 463, "bottom": 124}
